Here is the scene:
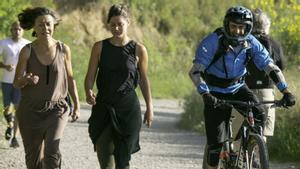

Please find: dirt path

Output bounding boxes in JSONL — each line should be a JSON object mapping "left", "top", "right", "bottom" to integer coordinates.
{"left": 0, "top": 99, "right": 299, "bottom": 169}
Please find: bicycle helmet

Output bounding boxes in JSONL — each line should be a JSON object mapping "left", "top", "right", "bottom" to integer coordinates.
{"left": 223, "top": 6, "right": 253, "bottom": 46}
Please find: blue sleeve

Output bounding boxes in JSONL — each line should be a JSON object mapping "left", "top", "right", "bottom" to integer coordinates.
{"left": 250, "top": 35, "right": 273, "bottom": 70}
{"left": 193, "top": 33, "right": 219, "bottom": 67}
{"left": 193, "top": 33, "right": 219, "bottom": 94}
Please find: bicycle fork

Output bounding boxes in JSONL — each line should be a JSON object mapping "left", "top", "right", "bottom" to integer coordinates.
{"left": 219, "top": 117, "right": 237, "bottom": 168}
{"left": 237, "top": 125, "right": 251, "bottom": 169}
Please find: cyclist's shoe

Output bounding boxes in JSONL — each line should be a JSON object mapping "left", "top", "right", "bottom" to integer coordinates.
{"left": 228, "top": 152, "right": 238, "bottom": 167}
{"left": 10, "top": 137, "right": 20, "bottom": 148}
{"left": 5, "top": 127, "right": 13, "bottom": 140}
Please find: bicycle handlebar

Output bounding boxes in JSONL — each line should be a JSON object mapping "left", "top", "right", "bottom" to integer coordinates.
{"left": 216, "top": 100, "right": 284, "bottom": 108}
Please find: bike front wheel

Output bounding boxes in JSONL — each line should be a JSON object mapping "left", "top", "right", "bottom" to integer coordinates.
{"left": 247, "top": 134, "right": 269, "bottom": 169}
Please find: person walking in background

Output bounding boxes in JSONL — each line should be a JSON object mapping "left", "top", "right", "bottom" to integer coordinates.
{"left": 85, "top": 4, "right": 153, "bottom": 169}
{"left": 189, "top": 6, "right": 295, "bottom": 169}
{"left": 0, "top": 21, "right": 30, "bottom": 148}
{"left": 246, "top": 8, "right": 285, "bottom": 141}
{"left": 13, "top": 7, "right": 80, "bottom": 169}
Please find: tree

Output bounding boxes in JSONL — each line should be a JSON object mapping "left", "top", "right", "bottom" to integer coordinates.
{"left": 0, "top": 0, "right": 30, "bottom": 38}
{"left": 251, "top": 0, "right": 300, "bottom": 64}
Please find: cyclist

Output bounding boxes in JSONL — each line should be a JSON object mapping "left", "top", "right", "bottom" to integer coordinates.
{"left": 246, "top": 8, "right": 285, "bottom": 142}
{"left": 188, "top": 6, "right": 295, "bottom": 169}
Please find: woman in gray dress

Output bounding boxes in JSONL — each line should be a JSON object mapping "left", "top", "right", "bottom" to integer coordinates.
{"left": 13, "top": 7, "right": 80, "bottom": 169}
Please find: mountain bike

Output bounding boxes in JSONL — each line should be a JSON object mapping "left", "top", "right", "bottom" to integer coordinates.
{"left": 216, "top": 100, "right": 284, "bottom": 169}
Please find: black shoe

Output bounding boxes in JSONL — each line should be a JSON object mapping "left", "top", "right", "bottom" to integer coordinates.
{"left": 5, "top": 127, "right": 13, "bottom": 140}
{"left": 10, "top": 137, "right": 19, "bottom": 148}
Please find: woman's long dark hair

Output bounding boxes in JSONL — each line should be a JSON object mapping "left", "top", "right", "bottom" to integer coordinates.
{"left": 18, "top": 7, "right": 61, "bottom": 36}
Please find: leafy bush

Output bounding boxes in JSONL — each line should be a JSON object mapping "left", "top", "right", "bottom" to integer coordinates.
{"left": 267, "top": 67, "right": 300, "bottom": 161}
{"left": 250, "top": 0, "right": 300, "bottom": 64}
{"left": 0, "top": 0, "right": 30, "bottom": 38}
{"left": 268, "top": 112, "right": 300, "bottom": 161}
{"left": 179, "top": 91, "right": 206, "bottom": 132}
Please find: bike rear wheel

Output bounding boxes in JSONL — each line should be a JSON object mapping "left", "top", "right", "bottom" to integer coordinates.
{"left": 247, "top": 134, "right": 269, "bottom": 169}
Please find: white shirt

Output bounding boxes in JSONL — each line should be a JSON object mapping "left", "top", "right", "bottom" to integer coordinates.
{"left": 0, "top": 38, "right": 31, "bottom": 83}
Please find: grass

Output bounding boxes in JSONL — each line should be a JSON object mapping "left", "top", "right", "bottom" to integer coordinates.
{"left": 267, "top": 67, "right": 300, "bottom": 161}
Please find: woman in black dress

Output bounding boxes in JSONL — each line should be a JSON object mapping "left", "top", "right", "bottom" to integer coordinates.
{"left": 84, "top": 4, "right": 153, "bottom": 169}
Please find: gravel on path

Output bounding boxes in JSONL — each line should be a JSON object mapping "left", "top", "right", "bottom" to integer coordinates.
{"left": 0, "top": 99, "right": 299, "bottom": 169}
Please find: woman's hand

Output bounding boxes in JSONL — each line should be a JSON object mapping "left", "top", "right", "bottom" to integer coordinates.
{"left": 69, "top": 106, "right": 80, "bottom": 122}
{"left": 18, "top": 73, "right": 39, "bottom": 87}
{"left": 25, "top": 73, "right": 39, "bottom": 85}
{"left": 86, "top": 89, "right": 96, "bottom": 105}
{"left": 143, "top": 107, "right": 154, "bottom": 128}
{"left": 5, "top": 64, "right": 15, "bottom": 72}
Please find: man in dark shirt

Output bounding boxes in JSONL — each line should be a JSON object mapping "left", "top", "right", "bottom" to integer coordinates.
{"left": 245, "top": 8, "right": 285, "bottom": 141}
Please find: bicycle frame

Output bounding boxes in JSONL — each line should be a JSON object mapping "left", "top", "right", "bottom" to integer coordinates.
{"left": 219, "top": 113, "right": 258, "bottom": 169}
{"left": 218, "top": 100, "right": 282, "bottom": 169}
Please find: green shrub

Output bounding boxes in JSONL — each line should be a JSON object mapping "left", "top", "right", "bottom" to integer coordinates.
{"left": 0, "top": 0, "right": 30, "bottom": 38}
{"left": 268, "top": 111, "right": 300, "bottom": 161}
{"left": 267, "top": 67, "right": 300, "bottom": 161}
{"left": 250, "top": 0, "right": 300, "bottom": 64}
{"left": 179, "top": 91, "right": 205, "bottom": 132}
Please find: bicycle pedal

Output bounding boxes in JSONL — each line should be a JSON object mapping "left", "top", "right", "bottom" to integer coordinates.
{"left": 229, "top": 153, "right": 237, "bottom": 161}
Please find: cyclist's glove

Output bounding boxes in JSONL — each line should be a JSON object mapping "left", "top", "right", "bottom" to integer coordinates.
{"left": 202, "top": 93, "right": 218, "bottom": 107}
{"left": 281, "top": 92, "right": 296, "bottom": 107}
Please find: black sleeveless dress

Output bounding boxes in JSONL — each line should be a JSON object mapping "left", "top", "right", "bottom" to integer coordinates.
{"left": 88, "top": 39, "right": 142, "bottom": 160}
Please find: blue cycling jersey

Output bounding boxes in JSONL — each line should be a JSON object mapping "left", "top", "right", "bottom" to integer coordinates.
{"left": 194, "top": 32, "right": 273, "bottom": 94}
